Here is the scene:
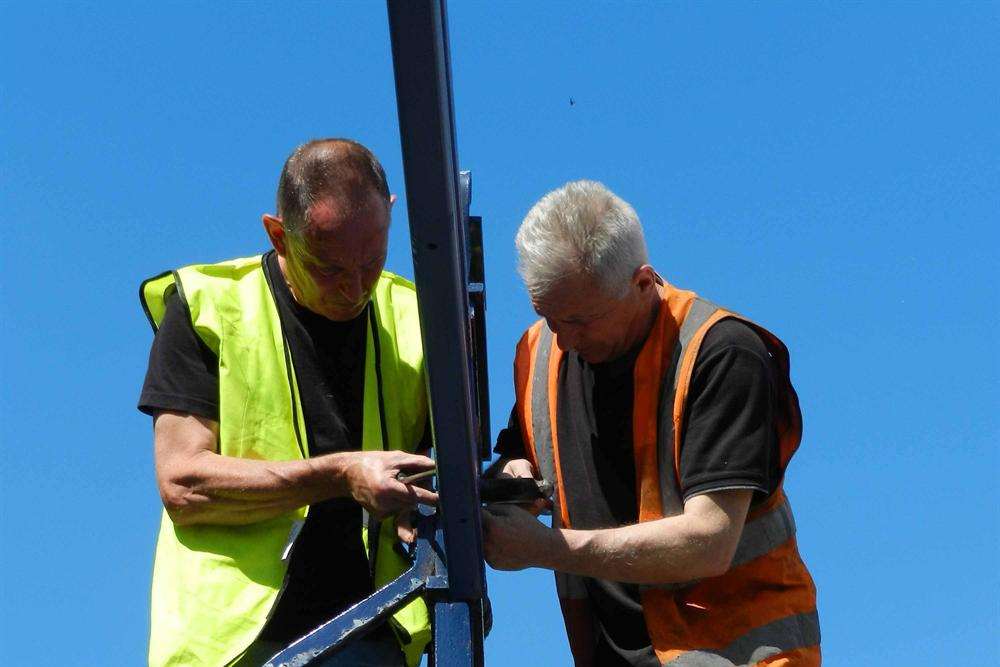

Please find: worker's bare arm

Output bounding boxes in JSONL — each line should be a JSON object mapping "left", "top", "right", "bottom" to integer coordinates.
{"left": 482, "top": 489, "right": 751, "bottom": 584}
{"left": 153, "top": 410, "right": 437, "bottom": 527}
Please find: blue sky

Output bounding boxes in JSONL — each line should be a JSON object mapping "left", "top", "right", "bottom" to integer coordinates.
{"left": 2, "top": 2, "right": 997, "bottom": 664}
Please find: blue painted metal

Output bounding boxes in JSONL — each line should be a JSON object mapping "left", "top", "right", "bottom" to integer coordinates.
{"left": 429, "top": 603, "right": 475, "bottom": 666}
{"left": 262, "top": 509, "right": 444, "bottom": 667}
{"left": 265, "top": 3, "right": 489, "bottom": 663}
{"left": 458, "top": 171, "right": 490, "bottom": 462}
{"left": 386, "top": 0, "right": 487, "bottom": 606}
{"left": 387, "top": 2, "right": 489, "bottom": 663}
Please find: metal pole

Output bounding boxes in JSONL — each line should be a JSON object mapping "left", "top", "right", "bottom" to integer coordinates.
{"left": 387, "top": 1, "right": 485, "bottom": 664}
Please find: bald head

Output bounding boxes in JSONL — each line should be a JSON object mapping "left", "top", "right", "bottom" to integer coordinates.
{"left": 263, "top": 139, "right": 393, "bottom": 321}
{"left": 276, "top": 138, "right": 390, "bottom": 236}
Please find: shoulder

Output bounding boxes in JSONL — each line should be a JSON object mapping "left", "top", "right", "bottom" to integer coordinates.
{"left": 172, "top": 255, "right": 267, "bottom": 310}
{"left": 176, "top": 254, "right": 265, "bottom": 286}
{"left": 376, "top": 270, "right": 416, "bottom": 299}
{"left": 515, "top": 319, "right": 547, "bottom": 352}
{"left": 172, "top": 255, "right": 268, "bottom": 347}
{"left": 699, "top": 317, "right": 769, "bottom": 361}
{"left": 374, "top": 270, "right": 420, "bottom": 324}
{"left": 688, "top": 317, "right": 777, "bottom": 388}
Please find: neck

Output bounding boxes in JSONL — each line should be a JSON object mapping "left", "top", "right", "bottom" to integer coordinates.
{"left": 275, "top": 253, "right": 305, "bottom": 307}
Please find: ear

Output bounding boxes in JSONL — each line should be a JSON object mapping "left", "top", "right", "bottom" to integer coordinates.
{"left": 389, "top": 193, "right": 398, "bottom": 207}
{"left": 262, "top": 214, "right": 287, "bottom": 256}
{"left": 632, "top": 264, "right": 658, "bottom": 293}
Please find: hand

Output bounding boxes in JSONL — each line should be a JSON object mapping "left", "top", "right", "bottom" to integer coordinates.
{"left": 481, "top": 503, "right": 556, "bottom": 571}
{"left": 497, "top": 457, "right": 535, "bottom": 479}
{"left": 396, "top": 510, "right": 417, "bottom": 544}
{"left": 494, "top": 458, "right": 551, "bottom": 516}
{"left": 346, "top": 451, "right": 438, "bottom": 520}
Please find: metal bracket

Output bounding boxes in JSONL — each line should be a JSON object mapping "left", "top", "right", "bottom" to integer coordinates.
{"left": 263, "top": 508, "right": 445, "bottom": 667}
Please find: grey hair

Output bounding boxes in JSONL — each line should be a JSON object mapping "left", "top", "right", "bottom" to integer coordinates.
{"left": 515, "top": 180, "right": 649, "bottom": 299}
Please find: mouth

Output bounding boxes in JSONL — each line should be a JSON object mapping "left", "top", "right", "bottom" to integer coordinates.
{"left": 325, "top": 299, "right": 368, "bottom": 315}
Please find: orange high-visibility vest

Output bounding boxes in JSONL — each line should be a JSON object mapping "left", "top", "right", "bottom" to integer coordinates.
{"left": 513, "top": 283, "right": 820, "bottom": 666}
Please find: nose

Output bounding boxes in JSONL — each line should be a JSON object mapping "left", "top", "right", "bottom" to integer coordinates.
{"left": 338, "top": 271, "right": 365, "bottom": 304}
{"left": 547, "top": 319, "right": 581, "bottom": 351}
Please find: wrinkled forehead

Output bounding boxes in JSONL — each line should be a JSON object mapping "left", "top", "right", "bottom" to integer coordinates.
{"left": 530, "top": 272, "right": 616, "bottom": 320}
{"left": 294, "top": 193, "right": 390, "bottom": 262}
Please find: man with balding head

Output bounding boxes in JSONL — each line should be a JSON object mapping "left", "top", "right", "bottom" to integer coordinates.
{"left": 483, "top": 181, "right": 820, "bottom": 666}
{"left": 138, "top": 139, "right": 433, "bottom": 666}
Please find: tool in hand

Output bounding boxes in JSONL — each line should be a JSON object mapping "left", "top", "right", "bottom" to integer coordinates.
{"left": 479, "top": 477, "right": 553, "bottom": 505}
{"left": 397, "top": 470, "right": 552, "bottom": 506}
{"left": 396, "top": 469, "right": 438, "bottom": 485}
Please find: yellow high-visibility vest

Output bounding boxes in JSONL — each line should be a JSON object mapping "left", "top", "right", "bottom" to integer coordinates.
{"left": 140, "top": 255, "right": 431, "bottom": 667}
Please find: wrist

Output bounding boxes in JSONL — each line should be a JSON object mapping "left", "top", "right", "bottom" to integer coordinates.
{"left": 536, "top": 526, "right": 574, "bottom": 571}
{"left": 312, "top": 451, "right": 360, "bottom": 498}
{"left": 544, "top": 527, "right": 600, "bottom": 574}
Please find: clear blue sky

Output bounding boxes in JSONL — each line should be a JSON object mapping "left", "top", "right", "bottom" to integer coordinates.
{"left": 2, "top": 2, "right": 997, "bottom": 664}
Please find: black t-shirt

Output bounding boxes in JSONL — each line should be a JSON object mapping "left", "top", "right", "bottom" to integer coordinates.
{"left": 139, "top": 251, "right": 422, "bottom": 645}
{"left": 494, "top": 318, "right": 781, "bottom": 666}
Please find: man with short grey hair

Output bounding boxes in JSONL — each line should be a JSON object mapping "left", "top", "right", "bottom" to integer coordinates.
{"left": 483, "top": 181, "right": 820, "bottom": 666}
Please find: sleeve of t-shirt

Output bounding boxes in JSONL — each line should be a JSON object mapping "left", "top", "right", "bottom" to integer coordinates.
{"left": 137, "top": 288, "right": 221, "bottom": 421}
{"left": 678, "top": 319, "right": 778, "bottom": 502}
{"left": 493, "top": 406, "right": 527, "bottom": 461}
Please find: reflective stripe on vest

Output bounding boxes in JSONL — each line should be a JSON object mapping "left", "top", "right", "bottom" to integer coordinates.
{"left": 140, "top": 255, "right": 431, "bottom": 667}
{"left": 530, "top": 325, "right": 556, "bottom": 489}
{"left": 640, "top": 496, "right": 798, "bottom": 594}
{"left": 515, "top": 283, "right": 819, "bottom": 665}
{"left": 663, "top": 610, "right": 820, "bottom": 666}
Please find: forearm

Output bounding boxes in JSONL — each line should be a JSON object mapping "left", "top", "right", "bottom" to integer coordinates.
{"left": 160, "top": 449, "right": 359, "bottom": 526}
{"left": 539, "top": 514, "right": 725, "bottom": 584}
{"left": 535, "top": 490, "right": 751, "bottom": 584}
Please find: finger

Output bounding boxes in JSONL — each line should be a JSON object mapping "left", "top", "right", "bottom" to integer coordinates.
{"left": 393, "top": 453, "right": 436, "bottom": 471}
{"left": 394, "top": 482, "right": 438, "bottom": 506}
{"left": 502, "top": 458, "right": 536, "bottom": 479}
{"left": 396, "top": 469, "right": 436, "bottom": 484}
{"left": 509, "top": 463, "right": 535, "bottom": 478}
{"left": 397, "top": 520, "right": 416, "bottom": 544}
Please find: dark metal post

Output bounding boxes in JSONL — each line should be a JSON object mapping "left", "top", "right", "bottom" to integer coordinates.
{"left": 387, "top": 1, "right": 486, "bottom": 664}
{"left": 264, "top": 4, "right": 488, "bottom": 664}
{"left": 387, "top": 0, "right": 484, "bottom": 601}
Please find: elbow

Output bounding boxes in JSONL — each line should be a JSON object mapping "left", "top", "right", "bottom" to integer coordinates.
{"left": 693, "top": 534, "right": 741, "bottom": 579}
{"left": 160, "top": 484, "right": 198, "bottom": 526}
{"left": 696, "top": 551, "right": 736, "bottom": 579}
{"left": 158, "top": 473, "right": 208, "bottom": 526}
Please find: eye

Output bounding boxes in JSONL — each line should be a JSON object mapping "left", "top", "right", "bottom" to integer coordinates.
{"left": 313, "top": 264, "right": 343, "bottom": 278}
